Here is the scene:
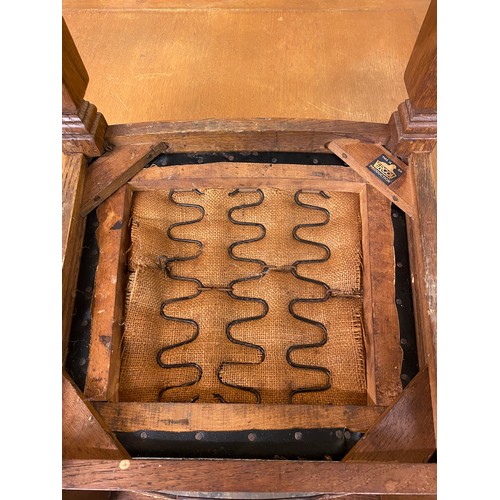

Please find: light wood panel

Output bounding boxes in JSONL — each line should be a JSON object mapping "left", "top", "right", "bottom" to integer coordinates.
{"left": 128, "top": 161, "right": 366, "bottom": 192}
{"left": 407, "top": 151, "right": 437, "bottom": 437}
{"left": 106, "top": 118, "right": 389, "bottom": 150}
{"left": 81, "top": 142, "right": 168, "bottom": 216}
{"left": 328, "top": 138, "right": 416, "bottom": 217}
{"left": 94, "top": 402, "right": 386, "bottom": 433}
{"left": 63, "top": 0, "right": 430, "bottom": 13}
{"left": 63, "top": 3, "right": 429, "bottom": 125}
{"left": 84, "top": 186, "right": 132, "bottom": 402}
{"left": 63, "top": 371, "right": 130, "bottom": 460}
{"left": 360, "top": 185, "right": 403, "bottom": 406}
{"left": 63, "top": 459, "right": 436, "bottom": 494}
{"left": 343, "top": 367, "right": 435, "bottom": 462}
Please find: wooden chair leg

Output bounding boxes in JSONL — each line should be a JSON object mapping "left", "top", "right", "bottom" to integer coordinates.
{"left": 62, "top": 17, "right": 107, "bottom": 157}
{"left": 386, "top": 0, "right": 437, "bottom": 160}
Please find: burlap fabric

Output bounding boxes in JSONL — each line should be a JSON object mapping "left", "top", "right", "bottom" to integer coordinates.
{"left": 119, "top": 188, "right": 366, "bottom": 404}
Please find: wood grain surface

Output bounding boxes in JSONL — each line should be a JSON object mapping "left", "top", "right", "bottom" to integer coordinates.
{"left": 407, "top": 151, "right": 437, "bottom": 437}
{"left": 360, "top": 185, "right": 403, "bottom": 406}
{"left": 63, "top": 371, "right": 130, "bottom": 460}
{"left": 404, "top": 0, "right": 437, "bottom": 113}
{"left": 63, "top": 459, "right": 436, "bottom": 494}
{"left": 106, "top": 118, "right": 390, "bottom": 150}
{"left": 84, "top": 186, "right": 132, "bottom": 401}
{"left": 62, "top": 153, "right": 87, "bottom": 363}
{"left": 344, "top": 367, "right": 435, "bottom": 462}
{"left": 129, "top": 161, "right": 366, "bottom": 192}
{"left": 62, "top": 17, "right": 89, "bottom": 113}
{"left": 81, "top": 142, "right": 168, "bottom": 216}
{"left": 94, "top": 402, "right": 385, "bottom": 433}
{"left": 328, "top": 138, "right": 416, "bottom": 218}
{"left": 62, "top": 2, "right": 430, "bottom": 125}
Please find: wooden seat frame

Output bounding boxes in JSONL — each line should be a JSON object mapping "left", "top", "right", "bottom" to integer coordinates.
{"left": 62, "top": 1, "right": 437, "bottom": 498}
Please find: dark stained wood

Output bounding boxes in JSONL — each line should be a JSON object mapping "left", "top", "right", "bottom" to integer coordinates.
{"left": 106, "top": 119, "right": 390, "bottom": 151}
{"left": 62, "top": 153, "right": 87, "bottom": 363}
{"left": 360, "top": 185, "right": 403, "bottom": 405}
{"left": 63, "top": 460, "right": 436, "bottom": 495}
{"left": 406, "top": 152, "right": 437, "bottom": 436}
{"left": 327, "top": 139, "right": 415, "bottom": 218}
{"left": 343, "top": 367, "right": 435, "bottom": 462}
{"left": 62, "top": 17, "right": 89, "bottom": 113}
{"left": 81, "top": 142, "right": 168, "bottom": 216}
{"left": 94, "top": 402, "right": 386, "bottom": 434}
{"left": 129, "top": 161, "right": 366, "bottom": 192}
{"left": 84, "top": 186, "right": 133, "bottom": 401}
{"left": 63, "top": 371, "right": 130, "bottom": 460}
{"left": 386, "top": 0, "right": 436, "bottom": 159}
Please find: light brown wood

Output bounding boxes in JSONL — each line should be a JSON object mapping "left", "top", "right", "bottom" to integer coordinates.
{"left": 129, "top": 161, "right": 366, "bottom": 192}
{"left": 360, "top": 185, "right": 403, "bottom": 406}
{"left": 62, "top": 17, "right": 89, "bottom": 113}
{"left": 63, "top": 459, "right": 436, "bottom": 494}
{"left": 84, "top": 186, "right": 133, "bottom": 401}
{"left": 62, "top": 6, "right": 426, "bottom": 125}
{"left": 94, "top": 402, "right": 386, "bottom": 434}
{"left": 63, "top": 0, "right": 430, "bottom": 13}
{"left": 62, "top": 153, "right": 87, "bottom": 363}
{"left": 328, "top": 139, "right": 415, "bottom": 218}
{"left": 107, "top": 119, "right": 390, "bottom": 151}
{"left": 343, "top": 367, "right": 435, "bottom": 462}
{"left": 80, "top": 142, "right": 168, "bottom": 216}
{"left": 63, "top": 371, "right": 130, "bottom": 460}
{"left": 407, "top": 152, "right": 437, "bottom": 437}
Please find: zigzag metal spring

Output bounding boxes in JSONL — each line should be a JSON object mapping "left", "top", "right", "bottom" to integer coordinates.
{"left": 156, "top": 189, "right": 205, "bottom": 402}
{"left": 287, "top": 190, "right": 333, "bottom": 403}
{"left": 217, "top": 189, "right": 268, "bottom": 403}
